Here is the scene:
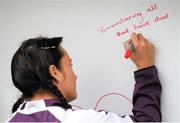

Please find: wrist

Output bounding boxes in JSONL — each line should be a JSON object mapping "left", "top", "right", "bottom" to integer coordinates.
{"left": 136, "top": 63, "right": 155, "bottom": 70}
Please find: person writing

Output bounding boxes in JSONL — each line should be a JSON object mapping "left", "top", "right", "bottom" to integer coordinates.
{"left": 7, "top": 32, "right": 162, "bottom": 122}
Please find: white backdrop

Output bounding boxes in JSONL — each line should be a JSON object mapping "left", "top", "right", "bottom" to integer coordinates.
{"left": 0, "top": 0, "right": 180, "bottom": 121}
{"left": 0, "top": 0, "right": 4, "bottom": 121}
{"left": 178, "top": 4, "right": 180, "bottom": 119}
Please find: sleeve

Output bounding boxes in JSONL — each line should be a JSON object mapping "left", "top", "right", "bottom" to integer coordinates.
{"left": 130, "top": 65, "right": 162, "bottom": 122}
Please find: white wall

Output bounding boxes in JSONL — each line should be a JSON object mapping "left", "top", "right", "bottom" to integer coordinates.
{"left": 178, "top": 0, "right": 180, "bottom": 118}
{"left": 0, "top": 0, "right": 180, "bottom": 121}
{"left": 0, "top": 0, "right": 4, "bottom": 120}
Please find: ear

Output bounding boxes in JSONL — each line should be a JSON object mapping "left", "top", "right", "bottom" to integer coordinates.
{"left": 49, "top": 65, "right": 64, "bottom": 84}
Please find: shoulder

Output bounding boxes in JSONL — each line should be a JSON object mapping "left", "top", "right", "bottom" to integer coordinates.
{"left": 59, "top": 108, "right": 133, "bottom": 123}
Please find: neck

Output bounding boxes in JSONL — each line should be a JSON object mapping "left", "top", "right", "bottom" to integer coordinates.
{"left": 30, "top": 90, "right": 57, "bottom": 101}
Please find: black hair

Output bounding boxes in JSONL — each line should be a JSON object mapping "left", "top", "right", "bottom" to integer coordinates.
{"left": 11, "top": 37, "right": 72, "bottom": 113}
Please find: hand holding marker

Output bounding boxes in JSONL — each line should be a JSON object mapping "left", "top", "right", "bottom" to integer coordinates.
{"left": 124, "top": 40, "right": 135, "bottom": 59}
{"left": 124, "top": 33, "right": 155, "bottom": 70}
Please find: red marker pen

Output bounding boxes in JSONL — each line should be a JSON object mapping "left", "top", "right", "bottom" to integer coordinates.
{"left": 124, "top": 40, "right": 135, "bottom": 59}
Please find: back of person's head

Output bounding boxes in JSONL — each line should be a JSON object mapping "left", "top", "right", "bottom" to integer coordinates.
{"left": 11, "top": 37, "right": 71, "bottom": 113}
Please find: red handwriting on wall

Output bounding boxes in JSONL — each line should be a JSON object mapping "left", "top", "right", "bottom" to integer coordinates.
{"left": 98, "top": 3, "right": 169, "bottom": 38}
{"left": 133, "top": 21, "right": 151, "bottom": 30}
{"left": 146, "top": 4, "right": 158, "bottom": 12}
{"left": 155, "top": 13, "right": 168, "bottom": 22}
{"left": 98, "top": 12, "right": 144, "bottom": 33}
{"left": 116, "top": 28, "right": 130, "bottom": 37}
{"left": 71, "top": 92, "right": 132, "bottom": 110}
{"left": 94, "top": 92, "right": 132, "bottom": 110}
